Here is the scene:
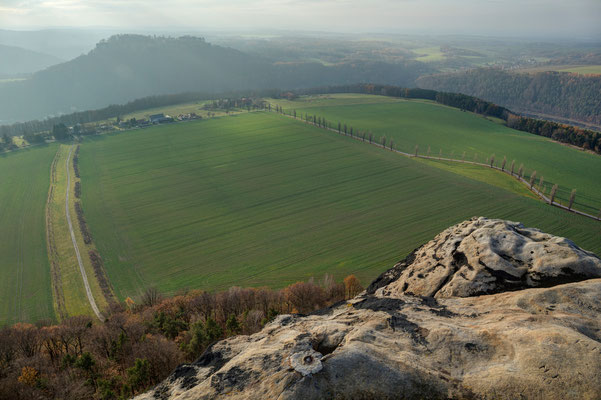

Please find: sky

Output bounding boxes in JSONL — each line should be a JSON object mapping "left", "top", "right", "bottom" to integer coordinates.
{"left": 1, "top": 0, "right": 600, "bottom": 39}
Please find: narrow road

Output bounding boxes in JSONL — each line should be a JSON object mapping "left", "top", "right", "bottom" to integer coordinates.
{"left": 65, "top": 145, "right": 105, "bottom": 321}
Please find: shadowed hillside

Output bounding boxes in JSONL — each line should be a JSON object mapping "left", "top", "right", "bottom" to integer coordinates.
{"left": 417, "top": 68, "right": 601, "bottom": 128}
{"left": 0, "top": 35, "right": 428, "bottom": 122}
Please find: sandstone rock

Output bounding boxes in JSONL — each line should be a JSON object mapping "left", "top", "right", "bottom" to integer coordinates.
{"left": 136, "top": 218, "right": 601, "bottom": 400}
{"left": 368, "top": 217, "right": 601, "bottom": 298}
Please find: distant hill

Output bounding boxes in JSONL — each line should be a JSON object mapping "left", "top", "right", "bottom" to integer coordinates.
{"left": 0, "top": 44, "right": 63, "bottom": 77}
{"left": 417, "top": 68, "right": 601, "bottom": 127}
{"left": 0, "top": 34, "right": 429, "bottom": 123}
{"left": 0, "top": 28, "right": 110, "bottom": 61}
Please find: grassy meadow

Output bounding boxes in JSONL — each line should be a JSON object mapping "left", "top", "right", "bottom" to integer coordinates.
{"left": 269, "top": 94, "right": 601, "bottom": 214}
{"left": 0, "top": 145, "right": 57, "bottom": 324}
{"left": 518, "top": 65, "right": 601, "bottom": 75}
{"left": 555, "top": 65, "right": 601, "bottom": 75}
{"left": 413, "top": 46, "right": 445, "bottom": 62}
{"left": 79, "top": 112, "right": 601, "bottom": 301}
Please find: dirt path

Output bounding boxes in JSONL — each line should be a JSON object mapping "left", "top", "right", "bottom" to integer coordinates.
{"left": 65, "top": 145, "right": 105, "bottom": 322}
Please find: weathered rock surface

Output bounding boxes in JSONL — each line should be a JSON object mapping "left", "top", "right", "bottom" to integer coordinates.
{"left": 136, "top": 217, "right": 601, "bottom": 400}
{"left": 368, "top": 217, "right": 601, "bottom": 299}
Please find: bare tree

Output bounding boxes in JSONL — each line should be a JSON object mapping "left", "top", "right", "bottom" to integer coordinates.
{"left": 549, "top": 184, "right": 558, "bottom": 204}
{"left": 529, "top": 171, "right": 537, "bottom": 189}
{"left": 568, "top": 189, "right": 576, "bottom": 210}
{"left": 501, "top": 156, "right": 507, "bottom": 171}
{"left": 343, "top": 275, "right": 363, "bottom": 299}
{"left": 190, "top": 291, "right": 216, "bottom": 321}
{"left": 490, "top": 154, "right": 495, "bottom": 168}
{"left": 286, "top": 281, "right": 325, "bottom": 314}
{"left": 510, "top": 160, "right": 515, "bottom": 175}
{"left": 0, "top": 327, "right": 16, "bottom": 371}
{"left": 538, "top": 176, "right": 545, "bottom": 192}
{"left": 141, "top": 287, "right": 163, "bottom": 307}
{"left": 381, "top": 136, "right": 386, "bottom": 148}
{"left": 13, "top": 323, "right": 41, "bottom": 358}
{"left": 414, "top": 145, "right": 419, "bottom": 156}
{"left": 518, "top": 164, "right": 524, "bottom": 179}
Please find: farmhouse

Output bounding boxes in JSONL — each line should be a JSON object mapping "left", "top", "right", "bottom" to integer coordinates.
{"left": 149, "top": 113, "right": 174, "bottom": 124}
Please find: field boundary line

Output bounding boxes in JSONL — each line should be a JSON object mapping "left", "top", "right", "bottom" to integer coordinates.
{"left": 65, "top": 145, "right": 105, "bottom": 322}
{"left": 274, "top": 110, "right": 601, "bottom": 222}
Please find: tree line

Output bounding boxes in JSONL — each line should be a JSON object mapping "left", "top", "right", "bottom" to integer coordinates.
{"left": 0, "top": 274, "right": 363, "bottom": 400}
{"left": 277, "top": 105, "right": 600, "bottom": 217}
{"left": 291, "top": 83, "right": 601, "bottom": 154}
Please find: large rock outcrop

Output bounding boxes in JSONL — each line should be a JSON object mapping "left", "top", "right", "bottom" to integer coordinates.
{"left": 137, "top": 217, "right": 601, "bottom": 400}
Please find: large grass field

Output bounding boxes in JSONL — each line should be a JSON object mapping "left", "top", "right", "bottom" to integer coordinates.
{"left": 269, "top": 94, "right": 601, "bottom": 214}
{"left": 79, "top": 112, "right": 601, "bottom": 301}
{"left": 0, "top": 145, "right": 57, "bottom": 324}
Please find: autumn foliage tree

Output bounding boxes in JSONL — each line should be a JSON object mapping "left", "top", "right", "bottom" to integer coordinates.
{"left": 344, "top": 275, "right": 363, "bottom": 299}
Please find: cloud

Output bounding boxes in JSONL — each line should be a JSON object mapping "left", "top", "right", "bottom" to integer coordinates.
{"left": 0, "top": 0, "right": 599, "bottom": 38}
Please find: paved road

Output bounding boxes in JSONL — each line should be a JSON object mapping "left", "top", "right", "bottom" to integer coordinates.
{"left": 65, "top": 145, "right": 105, "bottom": 321}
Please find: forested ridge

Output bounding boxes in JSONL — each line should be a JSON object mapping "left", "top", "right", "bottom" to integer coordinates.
{"left": 0, "top": 34, "right": 428, "bottom": 123}
{"left": 416, "top": 68, "right": 601, "bottom": 126}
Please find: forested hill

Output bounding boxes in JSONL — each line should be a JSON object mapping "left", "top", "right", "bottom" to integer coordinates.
{"left": 0, "top": 35, "right": 428, "bottom": 123}
{"left": 416, "top": 69, "right": 601, "bottom": 128}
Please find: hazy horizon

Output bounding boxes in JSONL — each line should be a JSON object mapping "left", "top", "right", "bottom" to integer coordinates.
{"left": 1, "top": 0, "right": 600, "bottom": 40}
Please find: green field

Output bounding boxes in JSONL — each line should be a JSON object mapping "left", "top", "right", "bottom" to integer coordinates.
{"left": 270, "top": 94, "right": 601, "bottom": 214}
{"left": 0, "top": 145, "right": 57, "bottom": 324}
{"left": 556, "top": 65, "right": 601, "bottom": 75}
{"left": 79, "top": 112, "right": 601, "bottom": 301}
{"left": 519, "top": 65, "right": 601, "bottom": 75}
{"left": 413, "top": 46, "right": 445, "bottom": 62}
